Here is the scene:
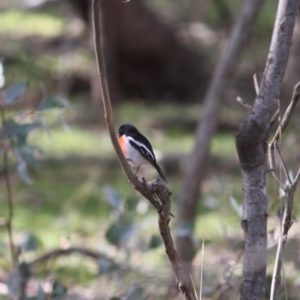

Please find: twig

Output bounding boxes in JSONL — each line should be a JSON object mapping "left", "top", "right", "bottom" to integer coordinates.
{"left": 236, "top": 73, "right": 261, "bottom": 110}
{"left": 269, "top": 82, "right": 300, "bottom": 300}
{"left": 268, "top": 83, "right": 300, "bottom": 188}
{"left": 31, "top": 247, "right": 115, "bottom": 265}
{"left": 91, "top": 1, "right": 197, "bottom": 299}
{"left": 0, "top": 108, "right": 17, "bottom": 266}
{"left": 236, "top": 96, "right": 252, "bottom": 110}
{"left": 199, "top": 239, "right": 204, "bottom": 300}
{"left": 270, "top": 82, "right": 300, "bottom": 146}
{"left": 253, "top": 73, "right": 260, "bottom": 96}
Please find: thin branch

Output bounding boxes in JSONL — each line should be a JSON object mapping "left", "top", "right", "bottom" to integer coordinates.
{"left": 275, "top": 142, "right": 292, "bottom": 185}
{"left": 270, "top": 82, "right": 300, "bottom": 146}
{"left": 268, "top": 82, "right": 300, "bottom": 188}
{"left": 91, "top": 1, "right": 197, "bottom": 299}
{"left": 236, "top": 73, "right": 261, "bottom": 110}
{"left": 92, "top": 0, "right": 138, "bottom": 189}
{"left": 253, "top": 73, "right": 260, "bottom": 96}
{"left": 31, "top": 247, "right": 115, "bottom": 265}
{"left": 236, "top": 96, "right": 252, "bottom": 110}
{"left": 292, "top": 166, "right": 300, "bottom": 189}
{"left": 269, "top": 81, "right": 300, "bottom": 300}
{"left": 0, "top": 108, "right": 17, "bottom": 266}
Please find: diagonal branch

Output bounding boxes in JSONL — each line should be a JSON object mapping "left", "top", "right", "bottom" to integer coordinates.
{"left": 268, "top": 82, "right": 300, "bottom": 189}
{"left": 269, "top": 81, "right": 300, "bottom": 300}
{"left": 91, "top": 1, "right": 197, "bottom": 299}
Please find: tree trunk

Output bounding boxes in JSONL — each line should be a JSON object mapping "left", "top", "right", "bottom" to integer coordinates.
{"left": 235, "top": 1, "right": 298, "bottom": 299}
{"left": 176, "top": 0, "right": 266, "bottom": 276}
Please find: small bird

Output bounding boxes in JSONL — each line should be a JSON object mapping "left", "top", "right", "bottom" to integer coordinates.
{"left": 118, "top": 123, "right": 167, "bottom": 183}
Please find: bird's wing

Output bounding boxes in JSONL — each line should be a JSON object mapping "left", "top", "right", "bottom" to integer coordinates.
{"left": 127, "top": 135, "right": 156, "bottom": 163}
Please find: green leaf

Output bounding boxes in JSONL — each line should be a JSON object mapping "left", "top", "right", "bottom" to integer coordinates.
{"left": 6, "top": 119, "right": 41, "bottom": 146}
{"left": 39, "top": 95, "right": 69, "bottom": 111}
{"left": 7, "top": 263, "right": 31, "bottom": 299}
{"left": 17, "top": 160, "right": 33, "bottom": 184}
{"left": 20, "top": 232, "right": 39, "bottom": 252}
{"left": 105, "top": 222, "right": 134, "bottom": 247}
{"left": 148, "top": 234, "right": 162, "bottom": 249}
{"left": 5, "top": 82, "right": 27, "bottom": 105}
{"left": 17, "top": 144, "right": 40, "bottom": 169}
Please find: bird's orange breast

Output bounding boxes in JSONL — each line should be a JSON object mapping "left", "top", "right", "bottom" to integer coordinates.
{"left": 118, "top": 135, "right": 127, "bottom": 156}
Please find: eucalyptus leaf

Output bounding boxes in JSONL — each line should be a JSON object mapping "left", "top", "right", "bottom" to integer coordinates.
{"left": 17, "top": 160, "right": 33, "bottom": 185}
{"left": 5, "top": 82, "right": 27, "bottom": 105}
{"left": 148, "top": 234, "right": 162, "bottom": 249}
{"left": 6, "top": 120, "right": 41, "bottom": 146}
{"left": 7, "top": 263, "right": 31, "bottom": 299}
{"left": 17, "top": 144, "right": 40, "bottom": 168}
{"left": 39, "top": 95, "right": 69, "bottom": 111}
{"left": 20, "top": 232, "right": 39, "bottom": 252}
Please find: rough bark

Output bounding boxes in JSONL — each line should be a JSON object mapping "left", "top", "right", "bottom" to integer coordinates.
{"left": 235, "top": 1, "right": 298, "bottom": 299}
{"left": 176, "top": 0, "right": 266, "bottom": 276}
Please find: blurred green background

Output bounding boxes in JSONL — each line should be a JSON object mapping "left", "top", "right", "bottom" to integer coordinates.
{"left": 1, "top": 0, "right": 300, "bottom": 299}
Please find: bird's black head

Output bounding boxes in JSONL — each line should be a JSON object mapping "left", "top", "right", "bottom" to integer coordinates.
{"left": 118, "top": 124, "right": 138, "bottom": 137}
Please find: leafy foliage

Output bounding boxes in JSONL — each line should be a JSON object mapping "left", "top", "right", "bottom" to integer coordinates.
{"left": 0, "top": 61, "right": 70, "bottom": 299}
{"left": 5, "top": 82, "right": 27, "bottom": 105}
{"left": 0, "top": 64, "right": 69, "bottom": 184}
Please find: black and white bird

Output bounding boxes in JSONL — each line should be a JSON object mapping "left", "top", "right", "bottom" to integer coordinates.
{"left": 118, "top": 123, "right": 167, "bottom": 183}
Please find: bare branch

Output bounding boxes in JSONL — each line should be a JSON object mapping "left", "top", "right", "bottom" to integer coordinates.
{"left": 270, "top": 82, "right": 300, "bottom": 300}
{"left": 0, "top": 109, "right": 17, "bottom": 266}
{"left": 292, "top": 167, "right": 300, "bottom": 190}
{"left": 270, "top": 82, "right": 300, "bottom": 146}
{"left": 268, "top": 82, "right": 300, "bottom": 187}
{"left": 92, "top": 1, "right": 196, "bottom": 299}
{"left": 275, "top": 142, "right": 292, "bottom": 185}
{"left": 253, "top": 73, "right": 260, "bottom": 96}
{"left": 92, "top": 0, "right": 140, "bottom": 189}
{"left": 31, "top": 247, "right": 114, "bottom": 265}
{"left": 236, "top": 96, "right": 252, "bottom": 110}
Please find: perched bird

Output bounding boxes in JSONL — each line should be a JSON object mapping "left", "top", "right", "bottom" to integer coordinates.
{"left": 118, "top": 123, "right": 167, "bottom": 183}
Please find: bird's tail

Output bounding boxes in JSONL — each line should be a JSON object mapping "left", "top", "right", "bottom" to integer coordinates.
{"left": 153, "top": 161, "right": 168, "bottom": 183}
